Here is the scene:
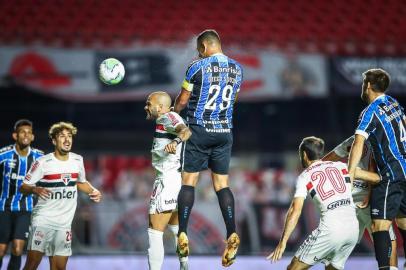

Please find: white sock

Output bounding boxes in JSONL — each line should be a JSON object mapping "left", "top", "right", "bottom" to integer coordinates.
{"left": 167, "top": 224, "right": 188, "bottom": 263}
{"left": 167, "top": 224, "right": 179, "bottom": 250}
{"left": 148, "top": 228, "right": 164, "bottom": 270}
{"left": 390, "top": 267, "right": 398, "bottom": 270}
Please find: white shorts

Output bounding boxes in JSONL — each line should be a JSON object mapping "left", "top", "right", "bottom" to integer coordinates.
{"left": 356, "top": 206, "right": 396, "bottom": 243}
{"left": 27, "top": 226, "right": 72, "bottom": 256}
{"left": 295, "top": 221, "right": 358, "bottom": 270}
{"left": 149, "top": 170, "right": 182, "bottom": 215}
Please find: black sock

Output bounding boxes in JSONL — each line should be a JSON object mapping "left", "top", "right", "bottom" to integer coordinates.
{"left": 398, "top": 228, "right": 406, "bottom": 259}
{"left": 177, "top": 185, "right": 195, "bottom": 236}
{"left": 372, "top": 231, "right": 391, "bottom": 270}
{"left": 7, "top": 254, "right": 21, "bottom": 270}
{"left": 216, "top": 187, "right": 236, "bottom": 238}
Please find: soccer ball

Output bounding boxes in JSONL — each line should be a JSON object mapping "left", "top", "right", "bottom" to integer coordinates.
{"left": 99, "top": 58, "right": 125, "bottom": 85}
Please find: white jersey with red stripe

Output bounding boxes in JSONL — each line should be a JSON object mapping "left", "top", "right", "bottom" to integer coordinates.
{"left": 294, "top": 161, "right": 356, "bottom": 225}
{"left": 152, "top": 112, "right": 185, "bottom": 177}
{"left": 23, "top": 152, "right": 86, "bottom": 229}
{"left": 333, "top": 136, "right": 372, "bottom": 202}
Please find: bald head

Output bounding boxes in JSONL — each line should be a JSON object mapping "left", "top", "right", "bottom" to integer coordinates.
{"left": 197, "top": 29, "right": 222, "bottom": 58}
{"left": 149, "top": 91, "right": 172, "bottom": 108}
{"left": 145, "top": 91, "right": 172, "bottom": 120}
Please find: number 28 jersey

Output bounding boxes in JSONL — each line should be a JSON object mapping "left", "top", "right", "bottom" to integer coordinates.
{"left": 294, "top": 161, "right": 356, "bottom": 223}
{"left": 182, "top": 53, "right": 243, "bottom": 130}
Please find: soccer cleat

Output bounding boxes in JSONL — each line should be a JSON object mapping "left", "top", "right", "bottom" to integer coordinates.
{"left": 221, "top": 233, "right": 240, "bottom": 267}
{"left": 177, "top": 232, "right": 189, "bottom": 258}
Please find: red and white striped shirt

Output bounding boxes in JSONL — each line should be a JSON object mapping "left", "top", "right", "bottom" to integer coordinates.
{"left": 24, "top": 152, "right": 86, "bottom": 229}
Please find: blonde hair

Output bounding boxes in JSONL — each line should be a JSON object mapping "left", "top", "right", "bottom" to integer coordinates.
{"left": 49, "top": 122, "right": 77, "bottom": 139}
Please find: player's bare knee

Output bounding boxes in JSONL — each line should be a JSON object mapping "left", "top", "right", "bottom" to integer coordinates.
{"left": 148, "top": 220, "right": 166, "bottom": 232}
{"left": 0, "top": 247, "right": 6, "bottom": 258}
{"left": 371, "top": 220, "right": 391, "bottom": 232}
{"left": 11, "top": 246, "right": 24, "bottom": 256}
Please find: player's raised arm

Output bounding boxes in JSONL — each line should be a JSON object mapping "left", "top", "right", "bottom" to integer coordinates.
{"left": 348, "top": 134, "right": 366, "bottom": 182}
{"left": 174, "top": 88, "right": 191, "bottom": 113}
{"left": 354, "top": 167, "right": 381, "bottom": 184}
{"left": 266, "top": 197, "right": 304, "bottom": 262}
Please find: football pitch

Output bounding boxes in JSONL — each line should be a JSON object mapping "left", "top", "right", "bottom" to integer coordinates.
{"left": 3, "top": 255, "right": 403, "bottom": 269}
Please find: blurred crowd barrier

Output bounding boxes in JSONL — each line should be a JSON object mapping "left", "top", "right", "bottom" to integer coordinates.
{"left": 72, "top": 153, "right": 382, "bottom": 255}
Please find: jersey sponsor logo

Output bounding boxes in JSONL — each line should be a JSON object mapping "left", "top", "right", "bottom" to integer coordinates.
{"left": 203, "top": 119, "right": 229, "bottom": 125}
{"left": 205, "top": 128, "right": 230, "bottom": 133}
{"left": 49, "top": 189, "right": 77, "bottom": 200}
{"left": 34, "top": 240, "right": 41, "bottom": 245}
{"left": 6, "top": 172, "right": 25, "bottom": 181}
{"left": 164, "top": 198, "right": 177, "bottom": 205}
{"left": 371, "top": 208, "right": 380, "bottom": 215}
{"left": 326, "top": 198, "right": 351, "bottom": 210}
{"left": 8, "top": 159, "right": 17, "bottom": 169}
{"left": 205, "top": 65, "right": 241, "bottom": 75}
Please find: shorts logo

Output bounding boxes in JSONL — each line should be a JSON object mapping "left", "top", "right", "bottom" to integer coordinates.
{"left": 61, "top": 174, "right": 71, "bottom": 185}
{"left": 372, "top": 208, "right": 380, "bottom": 215}
{"left": 165, "top": 199, "right": 177, "bottom": 205}
{"left": 35, "top": 231, "right": 44, "bottom": 239}
{"left": 25, "top": 232, "right": 29, "bottom": 238}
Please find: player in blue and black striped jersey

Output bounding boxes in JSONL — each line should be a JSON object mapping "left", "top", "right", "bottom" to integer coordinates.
{"left": 0, "top": 119, "right": 43, "bottom": 270}
{"left": 348, "top": 69, "right": 406, "bottom": 270}
{"left": 174, "top": 30, "right": 242, "bottom": 267}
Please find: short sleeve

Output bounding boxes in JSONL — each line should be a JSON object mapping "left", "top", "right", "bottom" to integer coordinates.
{"left": 355, "top": 106, "right": 376, "bottom": 139}
{"left": 78, "top": 158, "right": 87, "bottom": 183}
{"left": 333, "top": 136, "right": 354, "bottom": 158}
{"left": 24, "top": 160, "right": 43, "bottom": 185}
{"left": 294, "top": 174, "right": 308, "bottom": 199}
{"left": 182, "top": 60, "right": 201, "bottom": 92}
{"left": 160, "top": 112, "right": 185, "bottom": 134}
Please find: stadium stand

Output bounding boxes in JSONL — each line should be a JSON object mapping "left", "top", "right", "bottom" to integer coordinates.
{"left": 1, "top": 0, "right": 405, "bottom": 54}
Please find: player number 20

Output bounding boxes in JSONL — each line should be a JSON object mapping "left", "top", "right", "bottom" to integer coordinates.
{"left": 204, "top": 85, "right": 233, "bottom": 110}
{"left": 311, "top": 167, "right": 347, "bottom": 201}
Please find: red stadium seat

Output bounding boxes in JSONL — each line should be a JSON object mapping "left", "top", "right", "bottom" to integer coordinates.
{"left": 1, "top": 0, "right": 405, "bottom": 55}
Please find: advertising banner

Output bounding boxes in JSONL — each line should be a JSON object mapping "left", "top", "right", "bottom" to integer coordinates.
{"left": 331, "top": 57, "right": 406, "bottom": 95}
{"left": 0, "top": 46, "right": 328, "bottom": 101}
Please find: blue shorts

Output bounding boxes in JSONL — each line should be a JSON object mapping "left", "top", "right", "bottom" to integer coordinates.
{"left": 181, "top": 124, "right": 233, "bottom": 174}
{"left": 370, "top": 180, "right": 406, "bottom": 220}
{"left": 0, "top": 211, "right": 31, "bottom": 243}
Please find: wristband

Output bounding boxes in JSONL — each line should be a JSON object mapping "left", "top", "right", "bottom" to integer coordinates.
{"left": 173, "top": 137, "right": 182, "bottom": 145}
